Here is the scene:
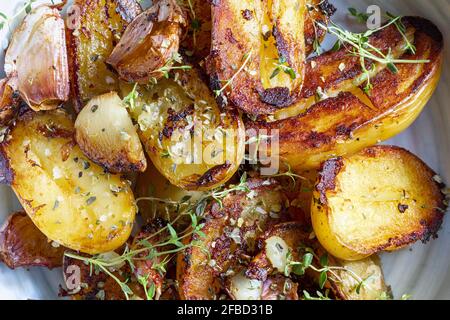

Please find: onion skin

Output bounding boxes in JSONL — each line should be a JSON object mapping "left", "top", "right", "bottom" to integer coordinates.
{"left": 107, "top": 0, "right": 186, "bottom": 83}
{"left": 4, "top": 5, "right": 69, "bottom": 111}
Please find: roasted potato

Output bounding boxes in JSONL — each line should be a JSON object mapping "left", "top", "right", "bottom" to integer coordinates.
{"left": 177, "top": 178, "right": 287, "bottom": 299}
{"left": 135, "top": 160, "right": 203, "bottom": 224}
{"left": 327, "top": 255, "right": 391, "bottom": 300}
{"left": 207, "top": 0, "right": 307, "bottom": 115}
{"left": 179, "top": 0, "right": 213, "bottom": 63}
{"left": 5, "top": 5, "right": 69, "bottom": 111}
{"left": 311, "top": 145, "right": 447, "bottom": 261}
{"left": 246, "top": 17, "right": 443, "bottom": 171}
{"left": 121, "top": 66, "right": 245, "bottom": 191}
{"left": 67, "top": 0, "right": 142, "bottom": 111}
{"left": 0, "top": 109, "right": 136, "bottom": 254}
{"left": 107, "top": 0, "right": 186, "bottom": 83}
{"left": 75, "top": 92, "right": 146, "bottom": 173}
{"left": 0, "top": 211, "right": 65, "bottom": 269}
{"left": 0, "top": 79, "right": 20, "bottom": 127}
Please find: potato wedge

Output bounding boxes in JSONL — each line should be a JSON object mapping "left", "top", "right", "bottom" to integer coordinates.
{"left": 207, "top": 0, "right": 307, "bottom": 114}
{"left": 107, "top": 0, "right": 186, "bottom": 83}
{"left": 5, "top": 5, "right": 69, "bottom": 111}
{"left": 122, "top": 66, "right": 245, "bottom": 191}
{"left": 328, "top": 255, "right": 391, "bottom": 300}
{"left": 75, "top": 92, "right": 146, "bottom": 173}
{"left": 0, "top": 109, "right": 136, "bottom": 254}
{"left": 67, "top": 0, "right": 141, "bottom": 111}
{"left": 0, "top": 211, "right": 65, "bottom": 269}
{"left": 311, "top": 145, "right": 447, "bottom": 261}
{"left": 246, "top": 17, "right": 443, "bottom": 171}
{"left": 177, "top": 178, "right": 287, "bottom": 299}
{"left": 179, "top": 0, "right": 332, "bottom": 64}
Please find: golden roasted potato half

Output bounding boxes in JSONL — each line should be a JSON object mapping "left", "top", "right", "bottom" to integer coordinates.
{"left": 207, "top": 0, "right": 307, "bottom": 114}
{"left": 0, "top": 79, "right": 20, "bottom": 127}
{"left": 0, "top": 211, "right": 65, "bottom": 269}
{"left": 75, "top": 92, "right": 146, "bottom": 173}
{"left": 328, "top": 255, "right": 391, "bottom": 300}
{"left": 135, "top": 160, "right": 202, "bottom": 224}
{"left": 246, "top": 17, "right": 443, "bottom": 170}
{"left": 107, "top": 0, "right": 186, "bottom": 83}
{"left": 311, "top": 145, "right": 447, "bottom": 261}
{"left": 0, "top": 109, "right": 136, "bottom": 254}
{"left": 5, "top": 5, "right": 69, "bottom": 111}
{"left": 122, "top": 66, "right": 245, "bottom": 191}
{"left": 67, "top": 0, "right": 141, "bottom": 111}
{"left": 177, "top": 178, "right": 287, "bottom": 299}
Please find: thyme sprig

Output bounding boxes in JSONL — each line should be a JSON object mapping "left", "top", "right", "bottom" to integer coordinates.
{"left": 64, "top": 212, "right": 206, "bottom": 300}
{"left": 150, "top": 52, "right": 192, "bottom": 82}
{"left": 0, "top": 0, "right": 36, "bottom": 31}
{"left": 214, "top": 50, "right": 253, "bottom": 97}
{"left": 270, "top": 56, "right": 297, "bottom": 80}
{"left": 317, "top": 14, "right": 430, "bottom": 92}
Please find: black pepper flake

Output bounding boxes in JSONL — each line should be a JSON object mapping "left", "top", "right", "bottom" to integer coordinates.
{"left": 78, "top": 171, "right": 83, "bottom": 178}
{"left": 86, "top": 196, "right": 97, "bottom": 205}
{"left": 398, "top": 204, "right": 409, "bottom": 213}
{"left": 83, "top": 161, "right": 91, "bottom": 170}
{"left": 91, "top": 104, "right": 99, "bottom": 113}
{"left": 73, "top": 157, "right": 79, "bottom": 163}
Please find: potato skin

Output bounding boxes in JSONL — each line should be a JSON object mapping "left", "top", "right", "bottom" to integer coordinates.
{"left": 124, "top": 66, "right": 245, "bottom": 191}
{"left": 0, "top": 79, "right": 20, "bottom": 127}
{"left": 67, "top": 0, "right": 142, "bottom": 111}
{"left": 246, "top": 17, "right": 443, "bottom": 171}
{"left": 0, "top": 110, "right": 136, "bottom": 254}
{"left": 75, "top": 92, "right": 146, "bottom": 173}
{"left": 0, "top": 211, "right": 65, "bottom": 269}
{"left": 207, "top": 0, "right": 307, "bottom": 115}
{"left": 311, "top": 146, "right": 447, "bottom": 261}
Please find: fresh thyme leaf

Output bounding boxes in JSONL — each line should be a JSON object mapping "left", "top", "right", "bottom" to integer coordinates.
{"left": 319, "top": 270, "right": 328, "bottom": 289}
{"left": 303, "top": 253, "right": 313, "bottom": 269}
{"left": 270, "top": 68, "right": 281, "bottom": 79}
{"left": 214, "top": 50, "right": 253, "bottom": 97}
{"left": 319, "top": 253, "right": 328, "bottom": 267}
{"left": 123, "top": 83, "right": 138, "bottom": 110}
{"left": 348, "top": 7, "right": 369, "bottom": 23}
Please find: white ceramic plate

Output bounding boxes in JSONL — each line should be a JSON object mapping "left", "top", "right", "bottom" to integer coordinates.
{"left": 0, "top": 0, "right": 449, "bottom": 300}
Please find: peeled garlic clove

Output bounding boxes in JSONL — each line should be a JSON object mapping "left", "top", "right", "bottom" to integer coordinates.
{"left": 5, "top": 5, "right": 69, "bottom": 111}
{"left": 107, "top": 0, "right": 186, "bottom": 83}
{"left": 74, "top": 92, "right": 147, "bottom": 173}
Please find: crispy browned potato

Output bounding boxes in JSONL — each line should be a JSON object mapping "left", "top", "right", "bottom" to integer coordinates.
{"left": 5, "top": 5, "right": 69, "bottom": 111}
{"left": 176, "top": 178, "right": 287, "bottom": 299}
{"left": 311, "top": 146, "right": 447, "bottom": 261}
{"left": 67, "top": 0, "right": 141, "bottom": 111}
{"left": 207, "top": 0, "right": 307, "bottom": 115}
{"left": 0, "top": 109, "right": 136, "bottom": 254}
{"left": 179, "top": 0, "right": 213, "bottom": 63}
{"left": 246, "top": 17, "right": 443, "bottom": 171}
{"left": 0, "top": 211, "right": 65, "bottom": 269}
{"left": 122, "top": 66, "right": 245, "bottom": 191}
{"left": 0, "top": 79, "right": 20, "bottom": 127}
{"left": 107, "top": 0, "right": 186, "bottom": 83}
{"left": 74, "top": 92, "right": 146, "bottom": 173}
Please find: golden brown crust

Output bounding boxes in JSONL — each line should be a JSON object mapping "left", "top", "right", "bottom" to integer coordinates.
{"left": 176, "top": 178, "right": 287, "bottom": 299}
{"left": 0, "top": 211, "right": 65, "bottom": 269}
{"left": 67, "top": 0, "right": 141, "bottom": 112}
{"left": 246, "top": 17, "right": 444, "bottom": 170}
{"left": 0, "top": 79, "right": 21, "bottom": 127}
